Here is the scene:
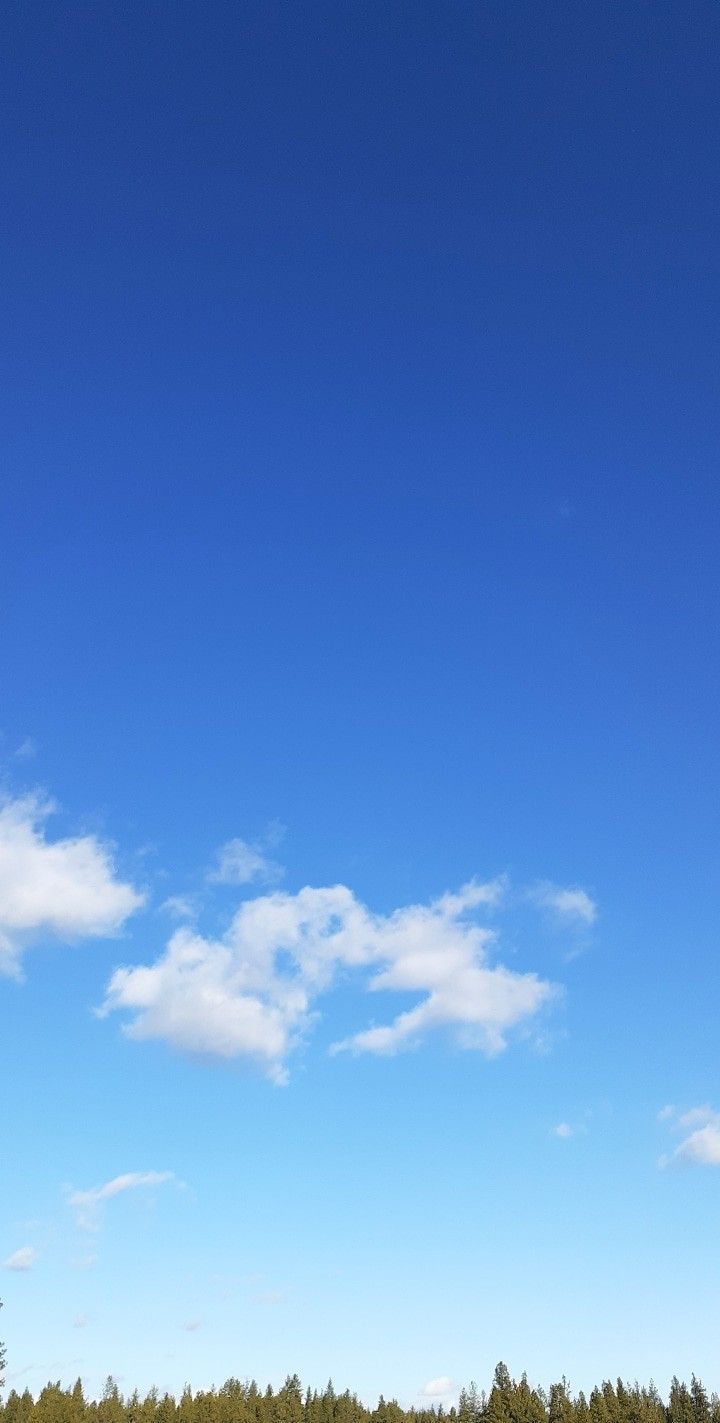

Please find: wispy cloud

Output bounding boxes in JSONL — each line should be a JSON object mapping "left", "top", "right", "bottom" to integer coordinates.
{"left": 551, "top": 1122, "right": 574, "bottom": 1139}
{"left": 7, "top": 1358, "right": 83, "bottom": 1383}
{"left": 659, "top": 1105, "right": 720, "bottom": 1167}
{"left": 67, "top": 1171, "right": 177, "bottom": 1229}
{"left": 160, "top": 895, "right": 199, "bottom": 921}
{"left": 181, "top": 1320, "right": 202, "bottom": 1332}
{"left": 208, "top": 831, "right": 284, "bottom": 887}
{"left": 3, "top": 1246, "right": 37, "bottom": 1271}
{"left": 73, "top": 1315, "right": 89, "bottom": 1329}
{"left": 100, "top": 875, "right": 564, "bottom": 1083}
{"left": 530, "top": 881, "right": 597, "bottom": 926}
{"left": 0, "top": 793, "right": 144, "bottom": 977}
{"left": 251, "top": 1287, "right": 289, "bottom": 1307}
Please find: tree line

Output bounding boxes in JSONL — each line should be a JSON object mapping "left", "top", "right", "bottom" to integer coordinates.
{"left": 0, "top": 1359, "right": 719, "bottom": 1423}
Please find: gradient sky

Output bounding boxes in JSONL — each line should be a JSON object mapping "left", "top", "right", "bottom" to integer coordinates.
{"left": 2, "top": 0, "right": 720, "bottom": 1408}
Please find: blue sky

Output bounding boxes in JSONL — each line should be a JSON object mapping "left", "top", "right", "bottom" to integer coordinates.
{"left": 2, "top": 0, "right": 720, "bottom": 1405}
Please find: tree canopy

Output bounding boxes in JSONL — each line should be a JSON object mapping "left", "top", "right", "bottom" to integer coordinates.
{"left": 1, "top": 1364, "right": 719, "bottom": 1423}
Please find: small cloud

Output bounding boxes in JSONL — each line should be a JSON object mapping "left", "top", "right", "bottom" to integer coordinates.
{"left": 421, "top": 1379, "right": 455, "bottom": 1400}
{"left": 673, "top": 1126, "right": 720, "bottom": 1167}
{"left": 67, "top": 1171, "right": 177, "bottom": 1229}
{"left": 657, "top": 1104, "right": 676, "bottom": 1122}
{"left": 263, "top": 819, "right": 286, "bottom": 850}
{"left": 551, "top": 1122, "right": 574, "bottom": 1139}
{"left": 71, "top": 1253, "right": 98, "bottom": 1270}
{"left": 431, "top": 876, "right": 506, "bottom": 917}
{"left": 0, "top": 792, "right": 145, "bottom": 978}
{"left": 208, "top": 833, "right": 284, "bottom": 887}
{"left": 160, "top": 895, "right": 199, "bottom": 921}
{"left": 531, "top": 881, "right": 597, "bottom": 926}
{"left": 10, "top": 1357, "right": 84, "bottom": 1380}
{"left": 181, "top": 1320, "right": 202, "bottom": 1332}
{"left": 14, "top": 738, "right": 37, "bottom": 760}
{"left": 4, "top": 1246, "right": 37, "bottom": 1271}
{"left": 251, "top": 1288, "right": 288, "bottom": 1307}
{"left": 659, "top": 1104, "right": 720, "bottom": 1167}
{"left": 73, "top": 1315, "right": 89, "bottom": 1329}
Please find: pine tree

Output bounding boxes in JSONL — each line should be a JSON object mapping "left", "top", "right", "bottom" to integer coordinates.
{"left": 691, "top": 1379, "right": 710, "bottom": 1423}
{"left": 547, "top": 1381, "right": 572, "bottom": 1423}
{"left": 487, "top": 1366, "right": 513, "bottom": 1423}
{"left": 668, "top": 1380, "right": 694, "bottom": 1423}
{"left": 97, "top": 1379, "right": 124, "bottom": 1423}
{"left": 276, "top": 1377, "right": 302, "bottom": 1423}
{"left": 511, "top": 1375, "right": 545, "bottom": 1423}
{"left": 459, "top": 1383, "right": 484, "bottom": 1423}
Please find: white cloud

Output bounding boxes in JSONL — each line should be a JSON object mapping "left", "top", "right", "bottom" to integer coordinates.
{"left": 531, "top": 881, "right": 597, "bottom": 925}
{"left": 677, "top": 1105, "right": 717, "bottom": 1130}
{"left": 552, "top": 1122, "right": 574, "bottom": 1139}
{"left": 73, "top": 1315, "right": 89, "bottom": 1329}
{"left": 0, "top": 794, "right": 144, "bottom": 977}
{"left": 251, "top": 1287, "right": 288, "bottom": 1307}
{"left": 659, "top": 1105, "right": 720, "bottom": 1167}
{"left": 71, "top": 1253, "right": 98, "bottom": 1269}
{"left": 67, "top": 1170, "right": 176, "bottom": 1229}
{"left": 100, "top": 876, "right": 559, "bottom": 1083}
{"left": 208, "top": 834, "right": 284, "bottom": 887}
{"left": 674, "top": 1126, "right": 720, "bottom": 1166}
{"left": 421, "top": 1378, "right": 455, "bottom": 1399}
{"left": 182, "top": 1320, "right": 202, "bottom": 1332}
{"left": 3, "top": 1246, "right": 37, "bottom": 1271}
{"left": 161, "top": 895, "right": 199, "bottom": 921}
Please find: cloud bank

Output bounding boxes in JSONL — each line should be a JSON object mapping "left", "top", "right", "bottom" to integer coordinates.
{"left": 0, "top": 794, "right": 144, "bottom": 976}
{"left": 100, "top": 876, "right": 564, "bottom": 1083}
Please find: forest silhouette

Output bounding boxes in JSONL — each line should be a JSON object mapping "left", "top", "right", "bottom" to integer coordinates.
{"left": 1, "top": 1361, "right": 718, "bottom": 1423}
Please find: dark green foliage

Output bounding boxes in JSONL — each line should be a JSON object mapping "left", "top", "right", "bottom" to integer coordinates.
{"left": 691, "top": 1380, "right": 710, "bottom": 1423}
{"left": 0, "top": 1359, "right": 716, "bottom": 1423}
{"left": 459, "top": 1382, "right": 484, "bottom": 1423}
{"left": 668, "top": 1381, "right": 694, "bottom": 1423}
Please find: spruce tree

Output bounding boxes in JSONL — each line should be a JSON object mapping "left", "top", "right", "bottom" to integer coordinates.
{"left": 459, "top": 1383, "right": 484, "bottom": 1423}
{"left": 511, "top": 1375, "right": 545, "bottom": 1423}
{"left": 669, "top": 1379, "right": 694, "bottom": 1423}
{"left": 691, "top": 1379, "right": 710, "bottom": 1423}
{"left": 548, "top": 1381, "right": 573, "bottom": 1423}
{"left": 487, "top": 1366, "right": 513, "bottom": 1423}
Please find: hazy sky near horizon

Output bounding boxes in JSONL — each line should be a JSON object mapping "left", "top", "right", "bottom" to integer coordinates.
{"left": 2, "top": 0, "right": 720, "bottom": 1406}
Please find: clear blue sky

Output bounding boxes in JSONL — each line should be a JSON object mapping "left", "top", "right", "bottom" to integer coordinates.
{"left": 2, "top": 0, "right": 720, "bottom": 1406}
